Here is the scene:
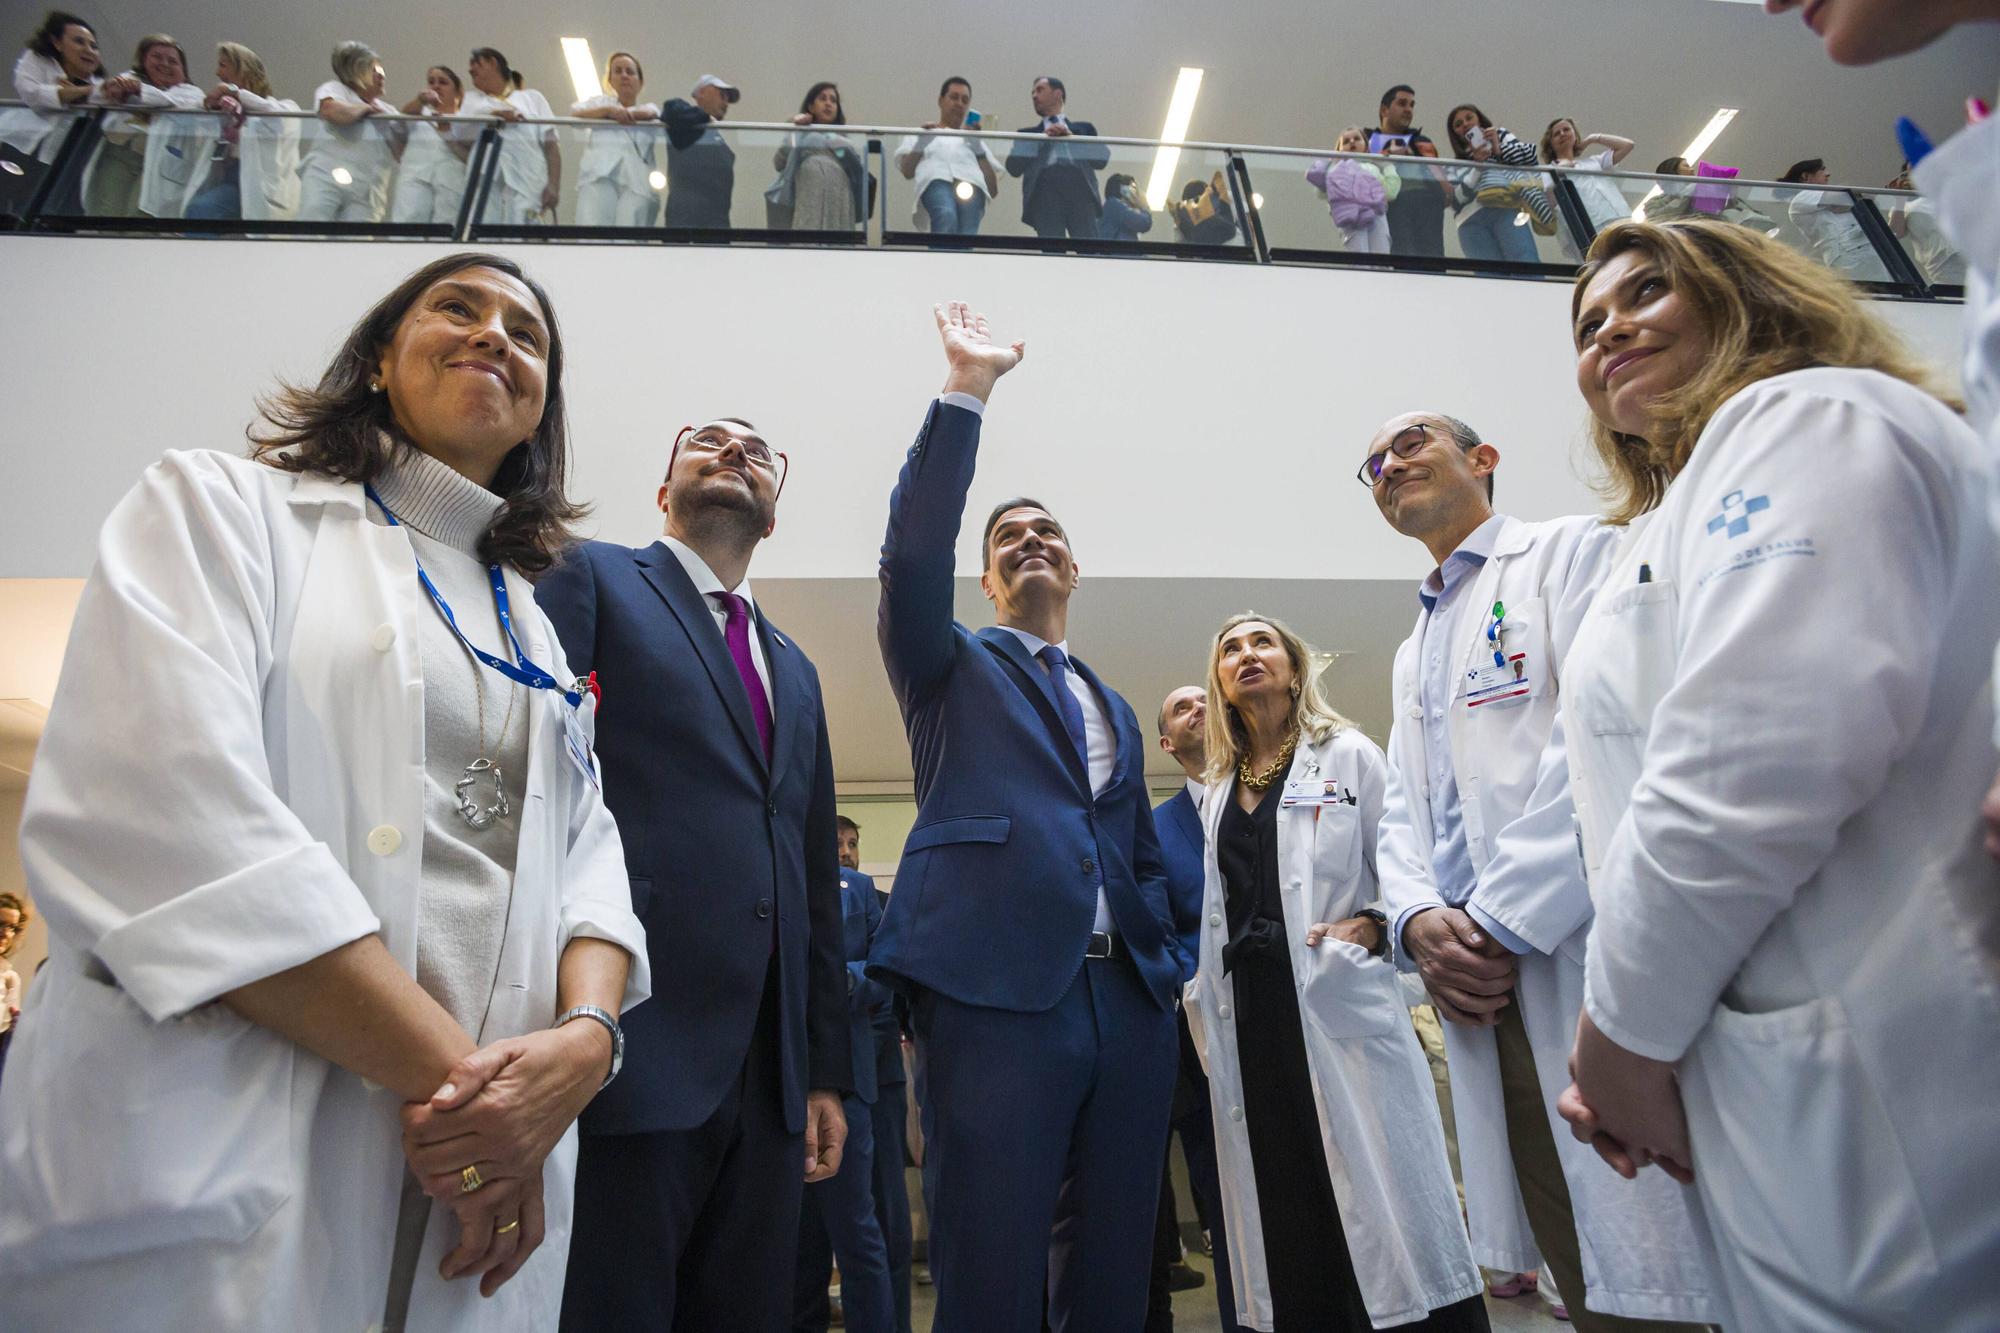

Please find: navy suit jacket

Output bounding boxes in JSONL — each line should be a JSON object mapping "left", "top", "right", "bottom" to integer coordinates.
{"left": 1006, "top": 119, "right": 1110, "bottom": 221}
{"left": 1152, "top": 788, "right": 1205, "bottom": 968}
{"left": 869, "top": 400, "right": 1191, "bottom": 1012}
{"left": 838, "top": 868, "right": 890, "bottom": 1104}
{"left": 537, "top": 540, "right": 849, "bottom": 1136}
{"left": 868, "top": 884, "right": 910, "bottom": 1088}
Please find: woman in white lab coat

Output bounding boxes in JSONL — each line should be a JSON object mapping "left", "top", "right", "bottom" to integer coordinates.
{"left": 389, "top": 65, "right": 472, "bottom": 226}
{"left": 1187, "top": 612, "right": 1485, "bottom": 1331}
{"left": 571, "top": 50, "right": 661, "bottom": 228}
{"left": 296, "top": 40, "right": 398, "bottom": 223}
{"left": 177, "top": 42, "right": 300, "bottom": 222}
{"left": 461, "top": 48, "right": 560, "bottom": 226}
{"left": 0, "top": 10, "right": 102, "bottom": 178}
{"left": 1558, "top": 219, "right": 2000, "bottom": 1330}
{"left": 84, "top": 33, "right": 203, "bottom": 217}
{"left": 0, "top": 252, "right": 651, "bottom": 1331}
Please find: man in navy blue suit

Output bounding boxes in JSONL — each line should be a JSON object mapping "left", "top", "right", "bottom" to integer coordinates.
{"left": 1149, "top": 685, "right": 1245, "bottom": 1333}
{"left": 870, "top": 302, "right": 1192, "bottom": 1332}
{"left": 540, "top": 417, "right": 851, "bottom": 1332}
{"left": 1006, "top": 76, "right": 1110, "bottom": 241}
{"left": 792, "top": 842, "right": 896, "bottom": 1333}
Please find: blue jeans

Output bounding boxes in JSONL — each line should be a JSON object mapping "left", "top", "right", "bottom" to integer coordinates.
{"left": 184, "top": 180, "right": 241, "bottom": 220}
{"left": 921, "top": 178, "right": 986, "bottom": 235}
{"left": 1458, "top": 205, "right": 1540, "bottom": 263}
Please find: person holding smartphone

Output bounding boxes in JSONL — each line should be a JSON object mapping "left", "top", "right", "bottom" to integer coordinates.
{"left": 894, "top": 76, "right": 999, "bottom": 236}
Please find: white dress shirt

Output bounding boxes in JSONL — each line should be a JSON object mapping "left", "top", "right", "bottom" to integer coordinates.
{"left": 996, "top": 624, "right": 1116, "bottom": 934}
{"left": 1185, "top": 777, "right": 1206, "bottom": 809}
{"left": 663, "top": 534, "right": 774, "bottom": 709}
{"left": 894, "top": 127, "right": 1001, "bottom": 203}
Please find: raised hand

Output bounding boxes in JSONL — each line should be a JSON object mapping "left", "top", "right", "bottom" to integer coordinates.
{"left": 935, "top": 300, "right": 1025, "bottom": 404}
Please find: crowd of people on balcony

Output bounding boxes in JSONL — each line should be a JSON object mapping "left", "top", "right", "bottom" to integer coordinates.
{"left": 0, "top": 6, "right": 1947, "bottom": 284}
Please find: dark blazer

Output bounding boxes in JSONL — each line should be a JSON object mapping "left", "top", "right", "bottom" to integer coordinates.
{"left": 1005, "top": 119, "right": 1110, "bottom": 222}
{"left": 537, "top": 540, "right": 849, "bottom": 1135}
{"left": 869, "top": 399, "right": 1191, "bottom": 1013}
{"left": 868, "top": 884, "right": 910, "bottom": 1088}
{"left": 1151, "top": 788, "right": 1205, "bottom": 967}
{"left": 838, "top": 868, "right": 890, "bottom": 1104}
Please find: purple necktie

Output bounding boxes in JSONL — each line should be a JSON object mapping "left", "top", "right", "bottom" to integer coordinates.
{"left": 710, "top": 592, "right": 773, "bottom": 761}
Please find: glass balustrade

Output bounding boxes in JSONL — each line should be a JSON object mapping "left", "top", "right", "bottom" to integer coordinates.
{"left": 0, "top": 101, "right": 1959, "bottom": 301}
{"left": 880, "top": 129, "right": 1252, "bottom": 257}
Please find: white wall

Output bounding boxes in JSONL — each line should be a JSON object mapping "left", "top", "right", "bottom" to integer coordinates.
{"left": 0, "top": 236, "right": 1966, "bottom": 585}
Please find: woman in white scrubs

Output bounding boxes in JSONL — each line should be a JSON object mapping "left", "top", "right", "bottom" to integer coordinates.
{"left": 0, "top": 252, "right": 650, "bottom": 1331}
{"left": 1557, "top": 218, "right": 2000, "bottom": 1330}
{"left": 296, "top": 40, "right": 397, "bottom": 223}
{"left": 389, "top": 65, "right": 472, "bottom": 226}
{"left": 461, "top": 48, "right": 560, "bottom": 226}
{"left": 571, "top": 51, "right": 660, "bottom": 228}
{"left": 1187, "top": 612, "right": 1486, "bottom": 1332}
{"left": 179, "top": 42, "right": 301, "bottom": 222}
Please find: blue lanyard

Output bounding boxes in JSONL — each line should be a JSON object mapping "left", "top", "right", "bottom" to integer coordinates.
{"left": 366, "top": 484, "right": 583, "bottom": 707}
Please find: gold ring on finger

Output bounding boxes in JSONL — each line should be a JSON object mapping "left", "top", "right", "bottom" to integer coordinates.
{"left": 496, "top": 1219, "right": 521, "bottom": 1234}
{"left": 459, "top": 1164, "right": 485, "bottom": 1194}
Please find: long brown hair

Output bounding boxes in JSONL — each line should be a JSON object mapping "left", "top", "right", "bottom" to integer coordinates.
{"left": 1572, "top": 220, "right": 1950, "bottom": 525}
{"left": 250, "top": 252, "right": 585, "bottom": 574}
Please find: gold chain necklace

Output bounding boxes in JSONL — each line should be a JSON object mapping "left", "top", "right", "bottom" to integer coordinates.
{"left": 1238, "top": 726, "right": 1300, "bottom": 791}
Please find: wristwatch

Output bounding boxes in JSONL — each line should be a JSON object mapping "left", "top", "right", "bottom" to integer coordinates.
{"left": 1354, "top": 908, "right": 1391, "bottom": 960}
{"left": 555, "top": 1005, "right": 625, "bottom": 1090}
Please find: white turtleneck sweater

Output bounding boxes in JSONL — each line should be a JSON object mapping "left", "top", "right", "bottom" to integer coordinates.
{"left": 366, "top": 445, "right": 529, "bottom": 1039}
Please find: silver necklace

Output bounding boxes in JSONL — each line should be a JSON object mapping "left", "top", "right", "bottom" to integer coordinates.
{"left": 455, "top": 629, "right": 517, "bottom": 830}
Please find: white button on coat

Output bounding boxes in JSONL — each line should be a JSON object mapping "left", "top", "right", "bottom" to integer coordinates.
{"left": 370, "top": 624, "right": 396, "bottom": 652}
{"left": 366, "top": 825, "right": 402, "bottom": 856}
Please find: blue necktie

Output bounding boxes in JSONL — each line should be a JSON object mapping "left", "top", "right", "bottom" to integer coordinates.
{"left": 1036, "top": 645, "right": 1089, "bottom": 769}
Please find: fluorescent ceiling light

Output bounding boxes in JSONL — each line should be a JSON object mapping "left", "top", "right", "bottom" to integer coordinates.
{"left": 561, "top": 37, "right": 601, "bottom": 106}
{"left": 1144, "top": 67, "right": 1204, "bottom": 210}
{"left": 1634, "top": 107, "right": 1739, "bottom": 219}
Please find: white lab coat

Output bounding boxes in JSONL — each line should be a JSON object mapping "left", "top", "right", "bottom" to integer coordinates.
{"left": 136, "top": 90, "right": 302, "bottom": 220}
{"left": 1914, "top": 105, "right": 2000, "bottom": 745}
{"left": 462, "top": 87, "right": 556, "bottom": 224}
{"left": 1565, "top": 367, "right": 2000, "bottom": 1330}
{"left": 1185, "top": 727, "right": 1482, "bottom": 1330}
{"left": 299, "top": 80, "right": 398, "bottom": 222}
{"left": 388, "top": 109, "right": 470, "bottom": 225}
{"left": 0, "top": 49, "right": 97, "bottom": 162}
{"left": 82, "top": 73, "right": 205, "bottom": 211}
{"left": 1375, "top": 515, "right": 1717, "bottom": 1323}
{"left": 0, "top": 449, "right": 651, "bottom": 1331}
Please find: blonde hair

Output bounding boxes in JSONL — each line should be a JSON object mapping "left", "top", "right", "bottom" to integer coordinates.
{"left": 1201, "top": 611, "right": 1353, "bottom": 783}
{"left": 330, "top": 39, "right": 379, "bottom": 92}
{"left": 1573, "top": 219, "right": 1952, "bottom": 525}
{"left": 216, "top": 41, "right": 270, "bottom": 97}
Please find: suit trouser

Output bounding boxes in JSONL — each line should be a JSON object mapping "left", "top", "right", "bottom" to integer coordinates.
{"left": 1495, "top": 998, "right": 1704, "bottom": 1333}
{"left": 793, "top": 1091, "right": 895, "bottom": 1333}
{"left": 914, "top": 955, "right": 1177, "bottom": 1333}
{"left": 1023, "top": 172, "right": 1100, "bottom": 241}
{"left": 872, "top": 1077, "right": 915, "bottom": 1332}
{"left": 562, "top": 964, "right": 802, "bottom": 1333}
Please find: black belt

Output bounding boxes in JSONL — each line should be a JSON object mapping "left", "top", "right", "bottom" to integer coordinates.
{"left": 1085, "top": 931, "right": 1127, "bottom": 960}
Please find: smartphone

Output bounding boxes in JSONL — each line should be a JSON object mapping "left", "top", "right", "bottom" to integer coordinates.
{"left": 965, "top": 109, "right": 982, "bottom": 130}
{"left": 1465, "top": 126, "right": 1487, "bottom": 149}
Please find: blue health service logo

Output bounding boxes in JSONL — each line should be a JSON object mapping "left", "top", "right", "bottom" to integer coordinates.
{"left": 1705, "top": 490, "right": 1769, "bottom": 539}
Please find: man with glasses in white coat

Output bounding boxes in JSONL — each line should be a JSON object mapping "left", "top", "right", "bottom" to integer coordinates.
{"left": 1361, "top": 411, "right": 1717, "bottom": 1331}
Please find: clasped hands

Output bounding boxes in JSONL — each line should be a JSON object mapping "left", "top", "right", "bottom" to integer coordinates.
{"left": 399, "top": 1020, "right": 611, "bottom": 1296}
{"left": 1559, "top": 1009, "right": 1695, "bottom": 1185}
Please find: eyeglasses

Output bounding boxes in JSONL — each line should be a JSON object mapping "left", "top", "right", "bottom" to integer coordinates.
{"left": 670, "top": 424, "right": 790, "bottom": 500}
{"left": 1356, "top": 422, "right": 1467, "bottom": 488}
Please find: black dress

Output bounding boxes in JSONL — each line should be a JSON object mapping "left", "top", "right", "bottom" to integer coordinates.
{"left": 1218, "top": 781, "right": 1489, "bottom": 1333}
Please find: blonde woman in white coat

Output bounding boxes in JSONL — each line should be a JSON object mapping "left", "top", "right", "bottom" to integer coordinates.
{"left": 389, "top": 65, "right": 472, "bottom": 225}
{"left": 1559, "top": 220, "right": 2000, "bottom": 1330}
{"left": 175, "top": 42, "right": 301, "bottom": 222}
{"left": 297, "top": 40, "right": 398, "bottom": 223}
{"left": 1186, "top": 612, "right": 1485, "bottom": 1332}
{"left": 571, "top": 51, "right": 660, "bottom": 228}
{"left": 461, "top": 48, "right": 559, "bottom": 225}
{"left": 0, "top": 252, "right": 650, "bottom": 1331}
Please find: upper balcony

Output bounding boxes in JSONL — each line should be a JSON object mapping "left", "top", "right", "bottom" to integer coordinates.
{"left": 0, "top": 104, "right": 1964, "bottom": 301}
